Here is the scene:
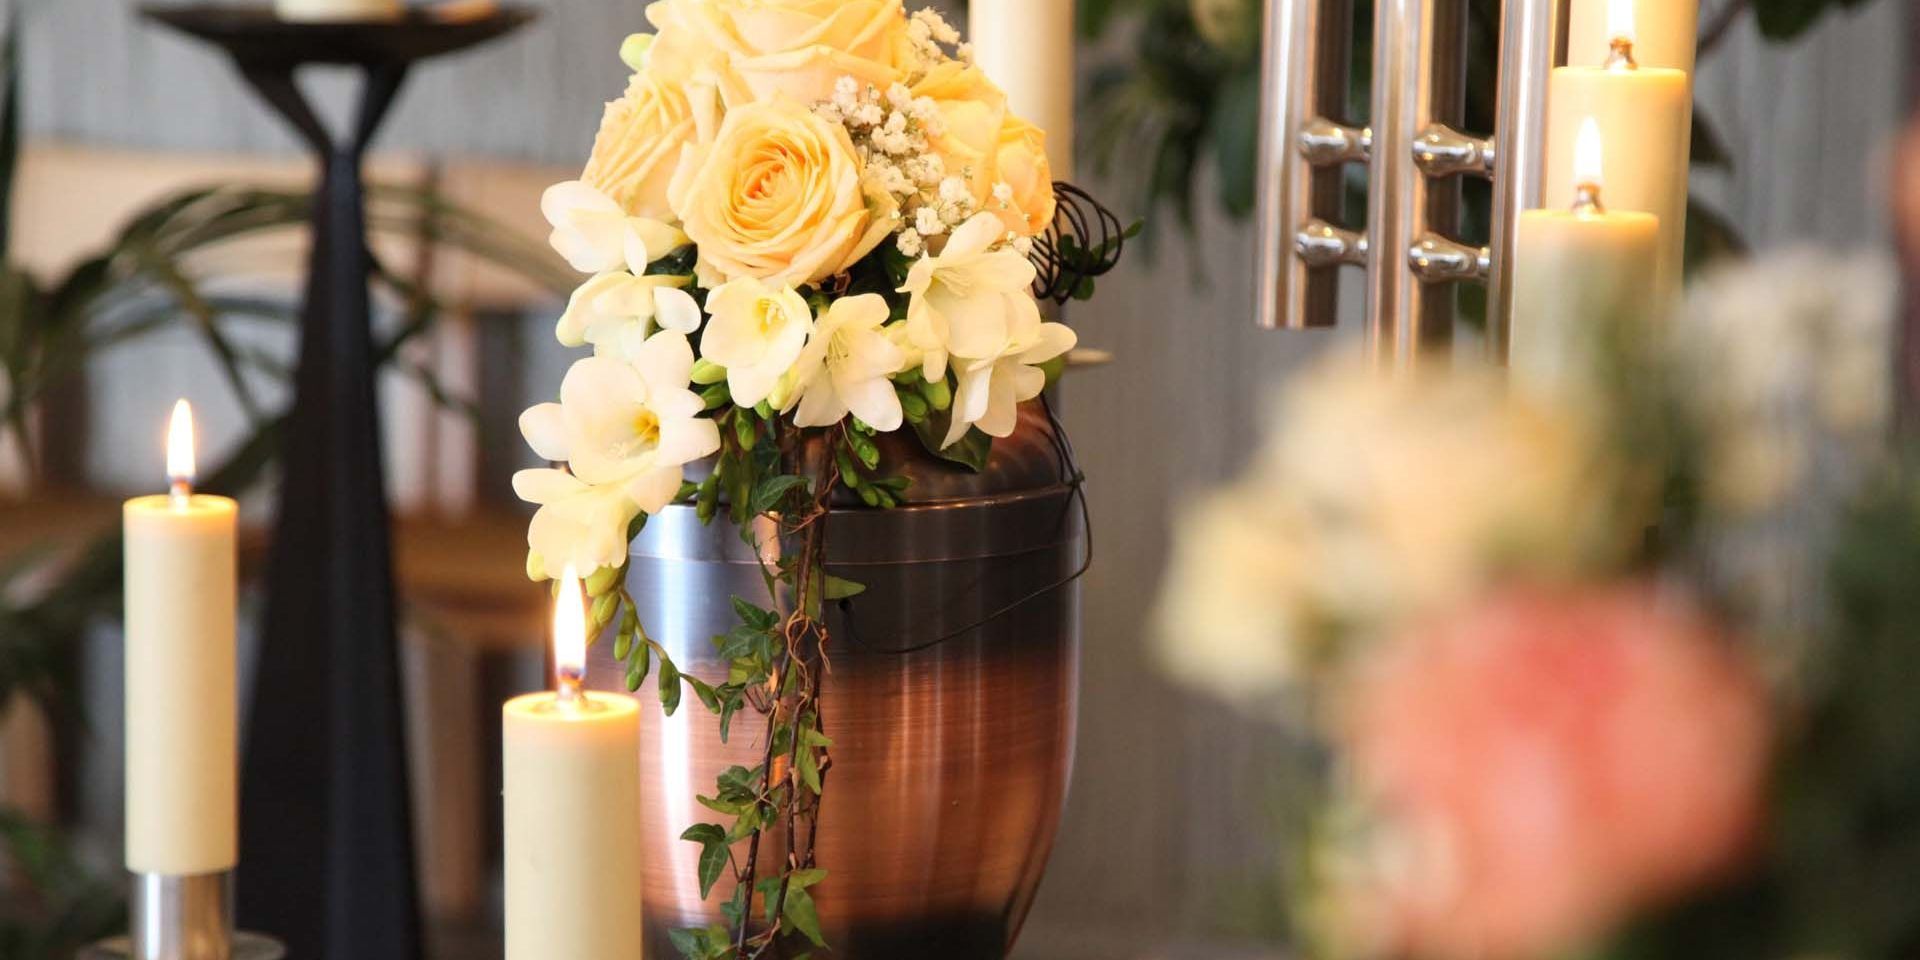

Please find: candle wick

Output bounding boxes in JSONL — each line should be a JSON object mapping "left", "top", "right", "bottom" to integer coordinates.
{"left": 556, "top": 669, "right": 584, "bottom": 705}
{"left": 169, "top": 477, "right": 193, "bottom": 508}
{"left": 1572, "top": 182, "right": 1607, "bottom": 216}
{"left": 1604, "top": 36, "right": 1638, "bottom": 71}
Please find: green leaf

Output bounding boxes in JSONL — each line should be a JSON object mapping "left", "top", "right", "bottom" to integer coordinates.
{"left": 680, "top": 823, "right": 726, "bottom": 845}
{"left": 687, "top": 676, "right": 721, "bottom": 713}
{"left": 912, "top": 414, "right": 992, "bottom": 472}
{"left": 718, "top": 694, "right": 742, "bottom": 743}
{"left": 696, "top": 793, "right": 747, "bottom": 816}
{"left": 797, "top": 747, "right": 822, "bottom": 794}
{"left": 783, "top": 886, "right": 827, "bottom": 946}
{"left": 802, "top": 726, "right": 834, "bottom": 749}
{"left": 823, "top": 574, "right": 866, "bottom": 600}
{"left": 659, "top": 656, "right": 683, "bottom": 715}
{"left": 749, "top": 474, "right": 811, "bottom": 515}
{"left": 667, "top": 926, "right": 710, "bottom": 960}
{"left": 731, "top": 595, "right": 779, "bottom": 630}
{"left": 696, "top": 840, "right": 730, "bottom": 899}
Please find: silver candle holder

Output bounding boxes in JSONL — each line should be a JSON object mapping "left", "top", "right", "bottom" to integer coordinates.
{"left": 1256, "top": 0, "right": 1564, "bottom": 365}
{"left": 81, "top": 871, "right": 284, "bottom": 960}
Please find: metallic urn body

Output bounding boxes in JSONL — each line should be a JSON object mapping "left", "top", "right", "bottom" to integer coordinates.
{"left": 588, "top": 406, "right": 1084, "bottom": 959}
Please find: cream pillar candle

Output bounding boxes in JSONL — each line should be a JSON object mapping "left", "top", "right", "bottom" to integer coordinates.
{"left": 1567, "top": 0, "right": 1700, "bottom": 73}
{"left": 1513, "top": 120, "right": 1661, "bottom": 390}
{"left": 275, "top": 0, "right": 403, "bottom": 22}
{"left": 503, "top": 567, "right": 643, "bottom": 960}
{"left": 124, "top": 400, "right": 239, "bottom": 876}
{"left": 969, "top": 0, "right": 1076, "bottom": 174}
{"left": 1544, "top": 19, "right": 1689, "bottom": 308}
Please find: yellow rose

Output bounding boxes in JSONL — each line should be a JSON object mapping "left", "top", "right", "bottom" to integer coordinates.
{"left": 911, "top": 61, "right": 1008, "bottom": 207}
{"left": 648, "top": 0, "right": 907, "bottom": 106}
{"left": 581, "top": 72, "right": 699, "bottom": 220}
{"left": 669, "top": 98, "right": 896, "bottom": 286}
{"left": 991, "top": 116, "right": 1058, "bottom": 238}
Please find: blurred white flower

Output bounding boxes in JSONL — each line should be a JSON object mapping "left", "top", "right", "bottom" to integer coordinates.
{"left": 512, "top": 468, "right": 645, "bottom": 581}
{"left": 1154, "top": 351, "right": 1622, "bottom": 705}
{"left": 700, "top": 278, "right": 815, "bottom": 409}
{"left": 556, "top": 272, "right": 702, "bottom": 357}
{"left": 789, "top": 294, "right": 907, "bottom": 431}
{"left": 541, "top": 179, "right": 687, "bottom": 275}
{"left": 1680, "top": 249, "right": 1897, "bottom": 517}
{"left": 900, "top": 213, "right": 1035, "bottom": 381}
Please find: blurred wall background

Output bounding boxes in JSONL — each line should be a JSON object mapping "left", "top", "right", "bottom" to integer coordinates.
{"left": 9, "top": 0, "right": 1911, "bottom": 954}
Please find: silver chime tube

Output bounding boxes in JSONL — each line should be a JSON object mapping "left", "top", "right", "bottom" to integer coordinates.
{"left": 1488, "top": 0, "right": 1567, "bottom": 362}
{"left": 1253, "top": 0, "right": 1355, "bottom": 330}
{"left": 1367, "top": 0, "right": 1473, "bottom": 369}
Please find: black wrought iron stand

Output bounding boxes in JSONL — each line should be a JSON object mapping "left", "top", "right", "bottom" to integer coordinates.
{"left": 139, "top": 8, "right": 534, "bottom": 960}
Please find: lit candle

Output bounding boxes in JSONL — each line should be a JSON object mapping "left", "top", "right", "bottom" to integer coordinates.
{"left": 969, "top": 0, "right": 1076, "bottom": 174}
{"left": 123, "top": 400, "right": 239, "bottom": 876}
{"left": 1513, "top": 118, "right": 1661, "bottom": 389}
{"left": 1567, "top": 0, "right": 1700, "bottom": 74}
{"left": 1545, "top": 0, "right": 1691, "bottom": 305}
{"left": 274, "top": 0, "right": 402, "bottom": 22}
{"left": 502, "top": 566, "right": 644, "bottom": 960}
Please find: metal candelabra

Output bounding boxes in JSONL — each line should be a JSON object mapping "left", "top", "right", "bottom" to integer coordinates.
{"left": 1255, "top": 0, "right": 1562, "bottom": 365}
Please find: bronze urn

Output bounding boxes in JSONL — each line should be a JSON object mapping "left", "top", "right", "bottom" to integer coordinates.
{"left": 586, "top": 404, "right": 1085, "bottom": 958}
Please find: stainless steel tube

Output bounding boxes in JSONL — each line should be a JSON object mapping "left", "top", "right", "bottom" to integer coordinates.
{"left": 1488, "top": 0, "right": 1566, "bottom": 363}
{"left": 1367, "top": 0, "right": 1469, "bottom": 369}
{"left": 1254, "top": 0, "right": 1353, "bottom": 329}
{"left": 81, "top": 872, "right": 285, "bottom": 960}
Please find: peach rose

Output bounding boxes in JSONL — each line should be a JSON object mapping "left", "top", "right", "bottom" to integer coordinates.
{"left": 581, "top": 72, "right": 700, "bottom": 221}
{"left": 647, "top": 0, "right": 907, "bottom": 106}
{"left": 991, "top": 116, "right": 1058, "bottom": 237}
{"left": 669, "top": 98, "right": 896, "bottom": 286}
{"left": 912, "top": 60, "right": 1008, "bottom": 207}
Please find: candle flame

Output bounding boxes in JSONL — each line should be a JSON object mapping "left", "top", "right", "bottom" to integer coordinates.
{"left": 552, "top": 565, "right": 588, "bottom": 694}
{"left": 1607, "top": 0, "right": 1635, "bottom": 45}
{"left": 1575, "top": 118, "right": 1606, "bottom": 189}
{"left": 166, "top": 399, "right": 196, "bottom": 490}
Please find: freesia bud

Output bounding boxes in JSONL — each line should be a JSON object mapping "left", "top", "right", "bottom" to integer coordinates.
{"left": 585, "top": 565, "right": 621, "bottom": 596}
{"left": 619, "top": 33, "right": 653, "bottom": 72}
{"left": 691, "top": 359, "right": 729, "bottom": 385}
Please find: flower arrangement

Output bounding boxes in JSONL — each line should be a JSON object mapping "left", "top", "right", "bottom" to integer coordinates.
{"left": 513, "top": 3, "right": 1129, "bottom": 957}
{"left": 1157, "top": 249, "right": 1920, "bottom": 960}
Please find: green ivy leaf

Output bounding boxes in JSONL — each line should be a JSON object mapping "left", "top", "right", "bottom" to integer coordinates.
{"left": 783, "top": 886, "right": 827, "bottom": 946}
{"left": 750, "top": 474, "right": 812, "bottom": 515}
{"left": 911, "top": 414, "right": 992, "bottom": 472}
{"left": 823, "top": 575, "right": 866, "bottom": 600}
{"left": 696, "top": 840, "right": 730, "bottom": 900}
{"left": 731, "top": 596, "right": 779, "bottom": 630}
{"left": 797, "top": 746, "right": 822, "bottom": 794}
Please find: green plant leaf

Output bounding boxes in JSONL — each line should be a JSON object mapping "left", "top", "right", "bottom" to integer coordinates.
{"left": 783, "top": 886, "right": 827, "bottom": 946}
{"left": 823, "top": 575, "right": 866, "bottom": 600}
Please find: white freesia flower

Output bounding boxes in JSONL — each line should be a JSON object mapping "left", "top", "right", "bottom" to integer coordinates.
{"left": 789, "top": 293, "right": 907, "bottom": 431}
{"left": 700, "top": 277, "right": 814, "bottom": 408}
{"left": 542, "top": 179, "right": 688, "bottom": 275}
{"left": 556, "top": 272, "right": 703, "bottom": 357}
{"left": 514, "top": 332, "right": 721, "bottom": 577}
{"left": 512, "top": 469, "right": 646, "bottom": 580}
{"left": 900, "top": 212, "right": 1037, "bottom": 380}
{"left": 944, "top": 295, "right": 1074, "bottom": 447}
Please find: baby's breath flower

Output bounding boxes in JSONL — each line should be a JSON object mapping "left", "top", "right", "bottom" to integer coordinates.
{"left": 915, "top": 207, "right": 947, "bottom": 237}
{"left": 897, "top": 228, "right": 924, "bottom": 256}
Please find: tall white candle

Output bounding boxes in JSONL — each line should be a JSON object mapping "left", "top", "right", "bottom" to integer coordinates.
{"left": 503, "top": 567, "right": 643, "bottom": 960}
{"left": 124, "top": 400, "right": 238, "bottom": 876}
{"left": 1513, "top": 120, "right": 1661, "bottom": 390}
{"left": 1567, "top": 0, "right": 1700, "bottom": 74}
{"left": 1544, "top": 3, "right": 1690, "bottom": 307}
{"left": 969, "top": 0, "right": 1076, "bottom": 174}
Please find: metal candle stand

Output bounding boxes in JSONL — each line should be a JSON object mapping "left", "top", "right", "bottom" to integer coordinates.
{"left": 1255, "top": 0, "right": 1562, "bottom": 362}
{"left": 81, "top": 872, "right": 284, "bottom": 960}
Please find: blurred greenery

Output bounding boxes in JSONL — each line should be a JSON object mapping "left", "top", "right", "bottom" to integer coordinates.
{"left": 1081, "top": 0, "right": 1866, "bottom": 273}
{"left": 0, "top": 7, "right": 571, "bottom": 951}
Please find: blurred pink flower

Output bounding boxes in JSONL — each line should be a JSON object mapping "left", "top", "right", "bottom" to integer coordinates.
{"left": 1341, "top": 585, "right": 1772, "bottom": 960}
